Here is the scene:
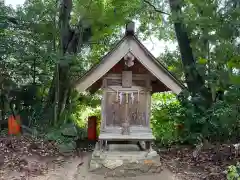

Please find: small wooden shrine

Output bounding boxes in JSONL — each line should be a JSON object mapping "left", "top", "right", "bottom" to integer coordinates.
{"left": 75, "top": 22, "right": 184, "bottom": 151}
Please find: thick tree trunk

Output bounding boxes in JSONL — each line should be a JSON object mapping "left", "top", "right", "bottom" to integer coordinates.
{"left": 52, "top": 0, "right": 72, "bottom": 124}
{"left": 169, "top": 0, "right": 212, "bottom": 104}
{"left": 46, "top": 0, "right": 92, "bottom": 124}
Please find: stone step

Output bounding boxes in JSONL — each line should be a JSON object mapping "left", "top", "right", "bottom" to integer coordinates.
{"left": 93, "top": 150, "right": 158, "bottom": 161}
{"left": 89, "top": 150, "right": 160, "bottom": 173}
{"left": 101, "top": 151, "right": 148, "bottom": 160}
{"left": 108, "top": 144, "right": 140, "bottom": 151}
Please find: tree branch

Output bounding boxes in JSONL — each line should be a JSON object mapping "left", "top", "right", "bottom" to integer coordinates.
{"left": 143, "top": 0, "right": 170, "bottom": 15}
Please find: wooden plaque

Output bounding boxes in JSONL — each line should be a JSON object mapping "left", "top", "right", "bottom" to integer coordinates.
{"left": 122, "top": 71, "right": 132, "bottom": 88}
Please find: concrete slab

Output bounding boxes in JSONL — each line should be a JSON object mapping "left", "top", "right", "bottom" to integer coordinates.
{"left": 108, "top": 144, "right": 141, "bottom": 151}
{"left": 99, "top": 133, "right": 155, "bottom": 141}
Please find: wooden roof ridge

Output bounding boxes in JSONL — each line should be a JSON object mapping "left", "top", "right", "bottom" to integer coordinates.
{"left": 73, "top": 35, "right": 128, "bottom": 87}
{"left": 74, "top": 34, "right": 186, "bottom": 94}
{"left": 131, "top": 35, "right": 185, "bottom": 89}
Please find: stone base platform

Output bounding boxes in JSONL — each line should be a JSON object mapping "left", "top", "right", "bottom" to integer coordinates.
{"left": 89, "top": 144, "right": 162, "bottom": 177}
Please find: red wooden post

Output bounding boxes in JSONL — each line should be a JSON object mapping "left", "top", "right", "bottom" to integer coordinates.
{"left": 87, "top": 116, "right": 97, "bottom": 141}
{"left": 8, "top": 115, "right": 21, "bottom": 135}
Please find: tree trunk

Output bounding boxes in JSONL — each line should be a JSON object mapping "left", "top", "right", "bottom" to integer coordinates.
{"left": 46, "top": 0, "right": 92, "bottom": 124}
{"left": 0, "top": 93, "right": 5, "bottom": 130}
{"left": 53, "top": 64, "right": 59, "bottom": 126}
{"left": 169, "top": 0, "right": 212, "bottom": 104}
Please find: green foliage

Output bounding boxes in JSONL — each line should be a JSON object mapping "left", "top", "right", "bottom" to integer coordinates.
{"left": 69, "top": 91, "right": 101, "bottom": 127}
{"left": 151, "top": 93, "right": 183, "bottom": 146}
{"left": 0, "top": 129, "right": 8, "bottom": 137}
{"left": 184, "top": 86, "right": 240, "bottom": 143}
{"left": 44, "top": 127, "right": 71, "bottom": 144}
{"left": 151, "top": 86, "right": 240, "bottom": 146}
{"left": 43, "top": 122, "right": 87, "bottom": 147}
{"left": 227, "top": 163, "right": 240, "bottom": 180}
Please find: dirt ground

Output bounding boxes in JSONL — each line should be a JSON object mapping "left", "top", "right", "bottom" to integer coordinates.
{"left": 0, "top": 136, "right": 230, "bottom": 180}
{"left": 0, "top": 136, "right": 180, "bottom": 180}
{"left": 4, "top": 153, "right": 179, "bottom": 180}
{"left": 0, "top": 136, "right": 179, "bottom": 180}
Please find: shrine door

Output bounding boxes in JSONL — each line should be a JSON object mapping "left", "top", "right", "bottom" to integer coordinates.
{"left": 104, "top": 87, "right": 148, "bottom": 128}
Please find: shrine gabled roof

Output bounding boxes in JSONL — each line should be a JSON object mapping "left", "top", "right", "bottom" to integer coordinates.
{"left": 74, "top": 34, "right": 185, "bottom": 94}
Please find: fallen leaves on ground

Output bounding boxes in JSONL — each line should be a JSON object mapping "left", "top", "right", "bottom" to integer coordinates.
{"left": 158, "top": 143, "right": 238, "bottom": 180}
{"left": 0, "top": 135, "right": 237, "bottom": 180}
{"left": 0, "top": 135, "right": 60, "bottom": 179}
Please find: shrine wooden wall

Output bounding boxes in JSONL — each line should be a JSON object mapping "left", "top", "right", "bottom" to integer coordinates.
{"left": 100, "top": 72, "right": 152, "bottom": 131}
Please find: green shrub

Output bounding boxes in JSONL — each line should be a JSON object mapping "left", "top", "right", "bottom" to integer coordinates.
{"left": 151, "top": 93, "right": 183, "bottom": 146}
{"left": 227, "top": 163, "right": 240, "bottom": 180}
{"left": 151, "top": 88, "right": 240, "bottom": 146}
